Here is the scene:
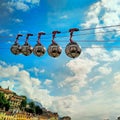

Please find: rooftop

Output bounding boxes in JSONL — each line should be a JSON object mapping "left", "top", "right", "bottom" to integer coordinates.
{"left": 0, "top": 87, "right": 13, "bottom": 94}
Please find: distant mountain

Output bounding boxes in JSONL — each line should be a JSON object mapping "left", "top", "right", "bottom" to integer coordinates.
{"left": 34, "top": 101, "right": 43, "bottom": 108}
{"left": 27, "top": 98, "right": 43, "bottom": 108}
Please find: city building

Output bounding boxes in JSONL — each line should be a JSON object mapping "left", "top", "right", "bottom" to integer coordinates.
{"left": 0, "top": 112, "right": 33, "bottom": 120}
{"left": 39, "top": 111, "right": 59, "bottom": 120}
{"left": 0, "top": 86, "right": 25, "bottom": 110}
{"left": 39, "top": 115, "right": 49, "bottom": 120}
{"left": 0, "top": 86, "right": 13, "bottom": 100}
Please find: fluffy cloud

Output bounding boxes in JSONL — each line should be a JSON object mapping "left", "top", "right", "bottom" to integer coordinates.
{"left": 81, "top": 0, "right": 120, "bottom": 40}
{"left": 13, "top": 18, "right": 23, "bottom": 23}
{"left": 59, "top": 0, "right": 120, "bottom": 118}
{"left": 113, "top": 72, "right": 120, "bottom": 93}
{"left": 81, "top": 1, "right": 101, "bottom": 28}
{"left": 51, "top": 89, "right": 120, "bottom": 120}
{"left": 2, "top": 0, "right": 40, "bottom": 12}
{"left": 0, "top": 65, "right": 19, "bottom": 78}
{"left": 12, "top": 2, "right": 29, "bottom": 11}
{"left": 89, "top": 75, "right": 102, "bottom": 83}
{"left": 60, "top": 43, "right": 120, "bottom": 93}
{"left": 0, "top": 49, "right": 120, "bottom": 120}
{"left": 0, "top": 61, "right": 51, "bottom": 108}
{"left": 98, "top": 65, "right": 112, "bottom": 75}
{"left": 84, "top": 45, "right": 120, "bottom": 62}
{"left": 44, "top": 79, "right": 53, "bottom": 86}
{"left": 60, "top": 57, "right": 98, "bottom": 93}
{"left": 51, "top": 95, "right": 79, "bottom": 115}
{"left": 0, "top": 80, "right": 15, "bottom": 90}
{"left": 82, "top": 0, "right": 120, "bottom": 27}
{"left": 0, "top": 29, "right": 9, "bottom": 34}
{"left": 56, "top": 43, "right": 120, "bottom": 118}
{"left": 25, "top": 0, "right": 40, "bottom": 4}
{"left": 28, "top": 67, "right": 45, "bottom": 76}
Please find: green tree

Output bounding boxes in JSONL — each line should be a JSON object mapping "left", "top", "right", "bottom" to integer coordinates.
{"left": 29, "top": 101, "right": 35, "bottom": 109}
{"left": 0, "top": 92, "right": 6, "bottom": 109}
{"left": 25, "top": 107, "right": 35, "bottom": 113}
{"left": 20, "top": 96, "right": 27, "bottom": 110}
{"left": 4, "top": 101, "right": 10, "bottom": 111}
{"left": 25, "top": 101, "right": 36, "bottom": 114}
{"left": 35, "top": 105, "right": 43, "bottom": 115}
{"left": 0, "top": 92, "right": 10, "bottom": 111}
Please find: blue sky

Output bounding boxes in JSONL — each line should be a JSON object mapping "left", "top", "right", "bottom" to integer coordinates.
{"left": 0, "top": 0, "right": 120, "bottom": 120}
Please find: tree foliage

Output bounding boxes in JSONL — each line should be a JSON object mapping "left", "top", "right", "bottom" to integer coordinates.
{"left": 25, "top": 107, "right": 35, "bottom": 113}
{"left": 35, "top": 105, "right": 43, "bottom": 115}
{"left": 29, "top": 101, "right": 35, "bottom": 109}
{"left": 0, "top": 92, "right": 10, "bottom": 111}
{"left": 20, "top": 99, "right": 27, "bottom": 109}
{"left": 25, "top": 101, "right": 43, "bottom": 115}
{"left": 4, "top": 102, "right": 10, "bottom": 111}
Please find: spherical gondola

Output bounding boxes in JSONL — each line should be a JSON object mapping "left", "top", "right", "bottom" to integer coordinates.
{"left": 21, "top": 43, "right": 33, "bottom": 56}
{"left": 10, "top": 43, "right": 21, "bottom": 55}
{"left": 48, "top": 43, "right": 62, "bottom": 58}
{"left": 65, "top": 42, "right": 81, "bottom": 58}
{"left": 33, "top": 43, "right": 46, "bottom": 57}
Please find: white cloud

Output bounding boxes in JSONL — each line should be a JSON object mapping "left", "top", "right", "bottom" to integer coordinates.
{"left": 98, "top": 65, "right": 112, "bottom": 75}
{"left": 3, "top": 0, "right": 40, "bottom": 12}
{"left": 51, "top": 95, "right": 79, "bottom": 116}
{"left": 7, "top": 1, "right": 29, "bottom": 12}
{"left": 71, "top": 85, "right": 80, "bottom": 93}
{"left": 0, "top": 61, "right": 7, "bottom": 66}
{"left": 16, "top": 64, "right": 24, "bottom": 69}
{"left": 81, "top": 1, "right": 101, "bottom": 28}
{"left": 40, "top": 69, "right": 45, "bottom": 73}
{"left": 60, "top": 57, "right": 98, "bottom": 92}
{"left": 0, "top": 65, "right": 19, "bottom": 78}
{"left": 0, "top": 61, "right": 51, "bottom": 108}
{"left": 0, "top": 29, "right": 9, "bottom": 34}
{"left": 28, "top": 67, "right": 45, "bottom": 76}
{"left": 59, "top": 43, "right": 120, "bottom": 93}
{"left": 15, "top": 2, "right": 29, "bottom": 11}
{"left": 89, "top": 75, "right": 102, "bottom": 83}
{"left": 60, "top": 15, "right": 68, "bottom": 19}
{"left": 25, "top": 0, "right": 40, "bottom": 5}
{"left": 111, "top": 50, "right": 120, "bottom": 61}
{"left": 0, "top": 80, "right": 15, "bottom": 90}
{"left": 7, "top": 6, "right": 14, "bottom": 13}
{"left": 95, "top": 25, "right": 105, "bottom": 41}
{"left": 18, "top": 30, "right": 28, "bottom": 34}
{"left": 0, "top": 58, "right": 120, "bottom": 120}
{"left": 13, "top": 18, "right": 23, "bottom": 23}
{"left": 84, "top": 45, "right": 111, "bottom": 61}
{"left": 84, "top": 45, "right": 120, "bottom": 62}
{"left": 44, "top": 79, "right": 53, "bottom": 86}
{"left": 51, "top": 89, "right": 120, "bottom": 120}
{"left": 31, "top": 77, "right": 41, "bottom": 86}
{"left": 113, "top": 72, "right": 120, "bottom": 93}
{"left": 81, "top": 0, "right": 120, "bottom": 40}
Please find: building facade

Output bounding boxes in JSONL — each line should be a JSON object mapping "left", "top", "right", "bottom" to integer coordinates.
{"left": 0, "top": 86, "right": 25, "bottom": 110}
{"left": 0, "top": 112, "right": 33, "bottom": 120}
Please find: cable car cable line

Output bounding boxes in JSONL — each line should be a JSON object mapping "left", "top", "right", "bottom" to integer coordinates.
{"left": 0, "top": 24, "right": 120, "bottom": 39}
{"left": 0, "top": 29, "right": 120, "bottom": 43}
{"left": 0, "top": 24, "right": 120, "bottom": 58}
